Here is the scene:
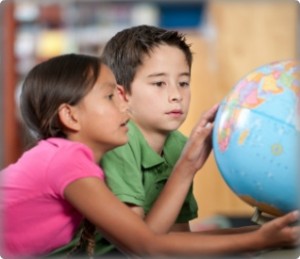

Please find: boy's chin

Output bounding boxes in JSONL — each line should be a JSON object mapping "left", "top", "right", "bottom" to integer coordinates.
{"left": 164, "top": 121, "right": 185, "bottom": 132}
{"left": 159, "top": 125, "right": 182, "bottom": 135}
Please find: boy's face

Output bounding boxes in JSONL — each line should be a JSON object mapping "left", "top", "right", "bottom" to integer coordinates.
{"left": 125, "top": 44, "right": 191, "bottom": 136}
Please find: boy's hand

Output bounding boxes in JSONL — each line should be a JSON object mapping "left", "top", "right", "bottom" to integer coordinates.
{"left": 178, "top": 104, "right": 219, "bottom": 173}
{"left": 258, "top": 211, "right": 300, "bottom": 248}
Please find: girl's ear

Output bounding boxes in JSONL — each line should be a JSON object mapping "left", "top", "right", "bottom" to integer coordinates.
{"left": 58, "top": 103, "right": 80, "bottom": 132}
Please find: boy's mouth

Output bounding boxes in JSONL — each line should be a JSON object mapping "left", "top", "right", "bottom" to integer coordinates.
{"left": 166, "top": 109, "right": 183, "bottom": 115}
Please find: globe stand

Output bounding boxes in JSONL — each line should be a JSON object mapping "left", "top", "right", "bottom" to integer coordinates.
{"left": 251, "top": 207, "right": 275, "bottom": 225}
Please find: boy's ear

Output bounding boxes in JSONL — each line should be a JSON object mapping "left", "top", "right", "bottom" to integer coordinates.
{"left": 116, "top": 84, "right": 129, "bottom": 101}
{"left": 58, "top": 103, "right": 80, "bottom": 131}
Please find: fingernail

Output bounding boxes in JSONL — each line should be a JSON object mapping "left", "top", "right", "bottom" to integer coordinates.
{"left": 293, "top": 211, "right": 300, "bottom": 217}
{"left": 205, "top": 122, "right": 212, "bottom": 128}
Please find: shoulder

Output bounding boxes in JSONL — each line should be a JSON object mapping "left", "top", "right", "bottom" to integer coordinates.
{"left": 47, "top": 138, "right": 94, "bottom": 159}
{"left": 172, "top": 130, "right": 188, "bottom": 140}
{"left": 162, "top": 131, "right": 187, "bottom": 164}
{"left": 45, "top": 138, "right": 104, "bottom": 179}
{"left": 45, "top": 138, "right": 104, "bottom": 195}
{"left": 5, "top": 138, "right": 95, "bottom": 173}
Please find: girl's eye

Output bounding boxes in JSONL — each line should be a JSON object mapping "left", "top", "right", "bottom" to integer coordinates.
{"left": 179, "top": 81, "right": 190, "bottom": 87}
{"left": 107, "top": 93, "right": 114, "bottom": 100}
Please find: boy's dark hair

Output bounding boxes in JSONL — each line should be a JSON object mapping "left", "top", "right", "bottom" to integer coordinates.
{"left": 101, "top": 24, "right": 193, "bottom": 94}
{"left": 20, "top": 53, "right": 101, "bottom": 141}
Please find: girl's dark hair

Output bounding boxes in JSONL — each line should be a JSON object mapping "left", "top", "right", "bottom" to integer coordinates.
{"left": 101, "top": 25, "right": 193, "bottom": 94}
{"left": 20, "top": 53, "right": 101, "bottom": 141}
{"left": 21, "top": 54, "right": 101, "bottom": 257}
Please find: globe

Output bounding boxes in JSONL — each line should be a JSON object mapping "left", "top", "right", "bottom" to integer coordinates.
{"left": 212, "top": 60, "right": 300, "bottom": 218}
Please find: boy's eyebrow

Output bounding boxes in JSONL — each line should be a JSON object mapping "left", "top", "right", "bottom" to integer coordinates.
{"left": 147, "top": 72, "right": 191, "bottom": 78}
{"left": 179, "top": 72, "right": 191, "bottom": 77}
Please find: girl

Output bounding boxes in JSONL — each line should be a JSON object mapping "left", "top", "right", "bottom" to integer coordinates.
{"left": 0, "top": 53, "right": 299, "bottom": 258}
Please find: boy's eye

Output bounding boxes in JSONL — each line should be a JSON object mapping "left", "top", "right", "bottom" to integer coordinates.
{"left": 179, "top": 81, "right": 190, "bottom": 87}
{"left": 152, "top": 81, "right": 165, "bottom": 87}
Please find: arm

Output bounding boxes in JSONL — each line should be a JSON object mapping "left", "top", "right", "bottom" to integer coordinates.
{"left": 129, "top": 207, "right": 190, "bottom": 232}
{"left": 64, "top": 177, "right": 300, "bottom": 256}
{"left": 170, "top": 223, "right": 191, "bottom": 232}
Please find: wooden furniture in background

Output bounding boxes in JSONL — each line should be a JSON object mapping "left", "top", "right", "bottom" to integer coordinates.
{"left": 1, "top": 2, "right": 21, "bottom": 169}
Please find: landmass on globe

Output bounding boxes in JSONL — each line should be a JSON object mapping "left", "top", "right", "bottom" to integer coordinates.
{"left": 217, "top": 60, "right": 299, "bottom": 153}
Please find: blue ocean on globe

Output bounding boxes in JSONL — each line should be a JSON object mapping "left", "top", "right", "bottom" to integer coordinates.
{"left": 213, "top": 60, "right": 300, "bottom": 217}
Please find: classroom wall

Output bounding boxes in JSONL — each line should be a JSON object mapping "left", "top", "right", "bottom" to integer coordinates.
{"left": 179, "top": 1, "right": 299, "bottom": 220}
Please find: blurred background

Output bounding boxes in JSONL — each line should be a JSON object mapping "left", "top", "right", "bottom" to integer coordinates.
{"left": 0, "top": 0, "right": 299, "bottom": 227}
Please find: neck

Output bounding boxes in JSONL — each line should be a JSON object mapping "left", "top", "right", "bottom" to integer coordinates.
{"left": 67, "top": 134, "right": 104, "bottom": 162}
{"left": 137, "top": 127, "right": 168, "bottom": 155}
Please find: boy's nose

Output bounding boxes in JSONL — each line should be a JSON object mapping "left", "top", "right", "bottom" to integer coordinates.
{"left": 169, "top": 87, "right": 182, "bottom": 102}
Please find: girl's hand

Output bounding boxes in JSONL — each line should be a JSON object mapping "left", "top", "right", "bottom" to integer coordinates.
{"left": 258, "top": 210, "right": 300, "bottom": 248}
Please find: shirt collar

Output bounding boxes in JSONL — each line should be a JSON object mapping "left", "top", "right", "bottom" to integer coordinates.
{"left": 128, "top": 121, "right": 182, "bottom": 170}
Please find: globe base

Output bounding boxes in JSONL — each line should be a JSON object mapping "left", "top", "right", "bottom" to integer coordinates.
{"left": 251, "top": 207, "right": 276, "bottom": 225}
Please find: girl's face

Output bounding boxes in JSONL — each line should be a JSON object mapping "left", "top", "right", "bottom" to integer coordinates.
{"left": 125, "top": 44, "right": 191, "bottom": 138}
{"left": 73, "top": 64, "right": 129, "bottom": 159}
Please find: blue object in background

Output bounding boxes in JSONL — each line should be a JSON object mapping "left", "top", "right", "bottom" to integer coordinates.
{"left": 159, "top": 3, "right": 206, "bottom": 29}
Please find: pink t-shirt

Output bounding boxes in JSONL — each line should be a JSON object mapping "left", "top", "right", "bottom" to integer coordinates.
{"left": 0, "top": 138, "right": 105, "bottom": 257}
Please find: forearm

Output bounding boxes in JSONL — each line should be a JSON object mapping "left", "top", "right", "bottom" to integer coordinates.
{"left": 149, "top": 231, "right": 262, "bottom": 256}
{"left": 170, "top": 222, "right": 191, "bottom": 232}
{"left": 144, "top": 163, "right": 195, "bottom": 234}
{"left": 200, "top": 225, "right": 260, "bottom": 235}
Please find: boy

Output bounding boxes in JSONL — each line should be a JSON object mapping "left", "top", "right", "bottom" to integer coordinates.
{"left": 97, "top": 24, "right": 200, "bottom": 255}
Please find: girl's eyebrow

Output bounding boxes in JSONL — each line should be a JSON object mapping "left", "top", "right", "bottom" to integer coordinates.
{"left": 102, "top": 82, "right": 117, "bottom": 89}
